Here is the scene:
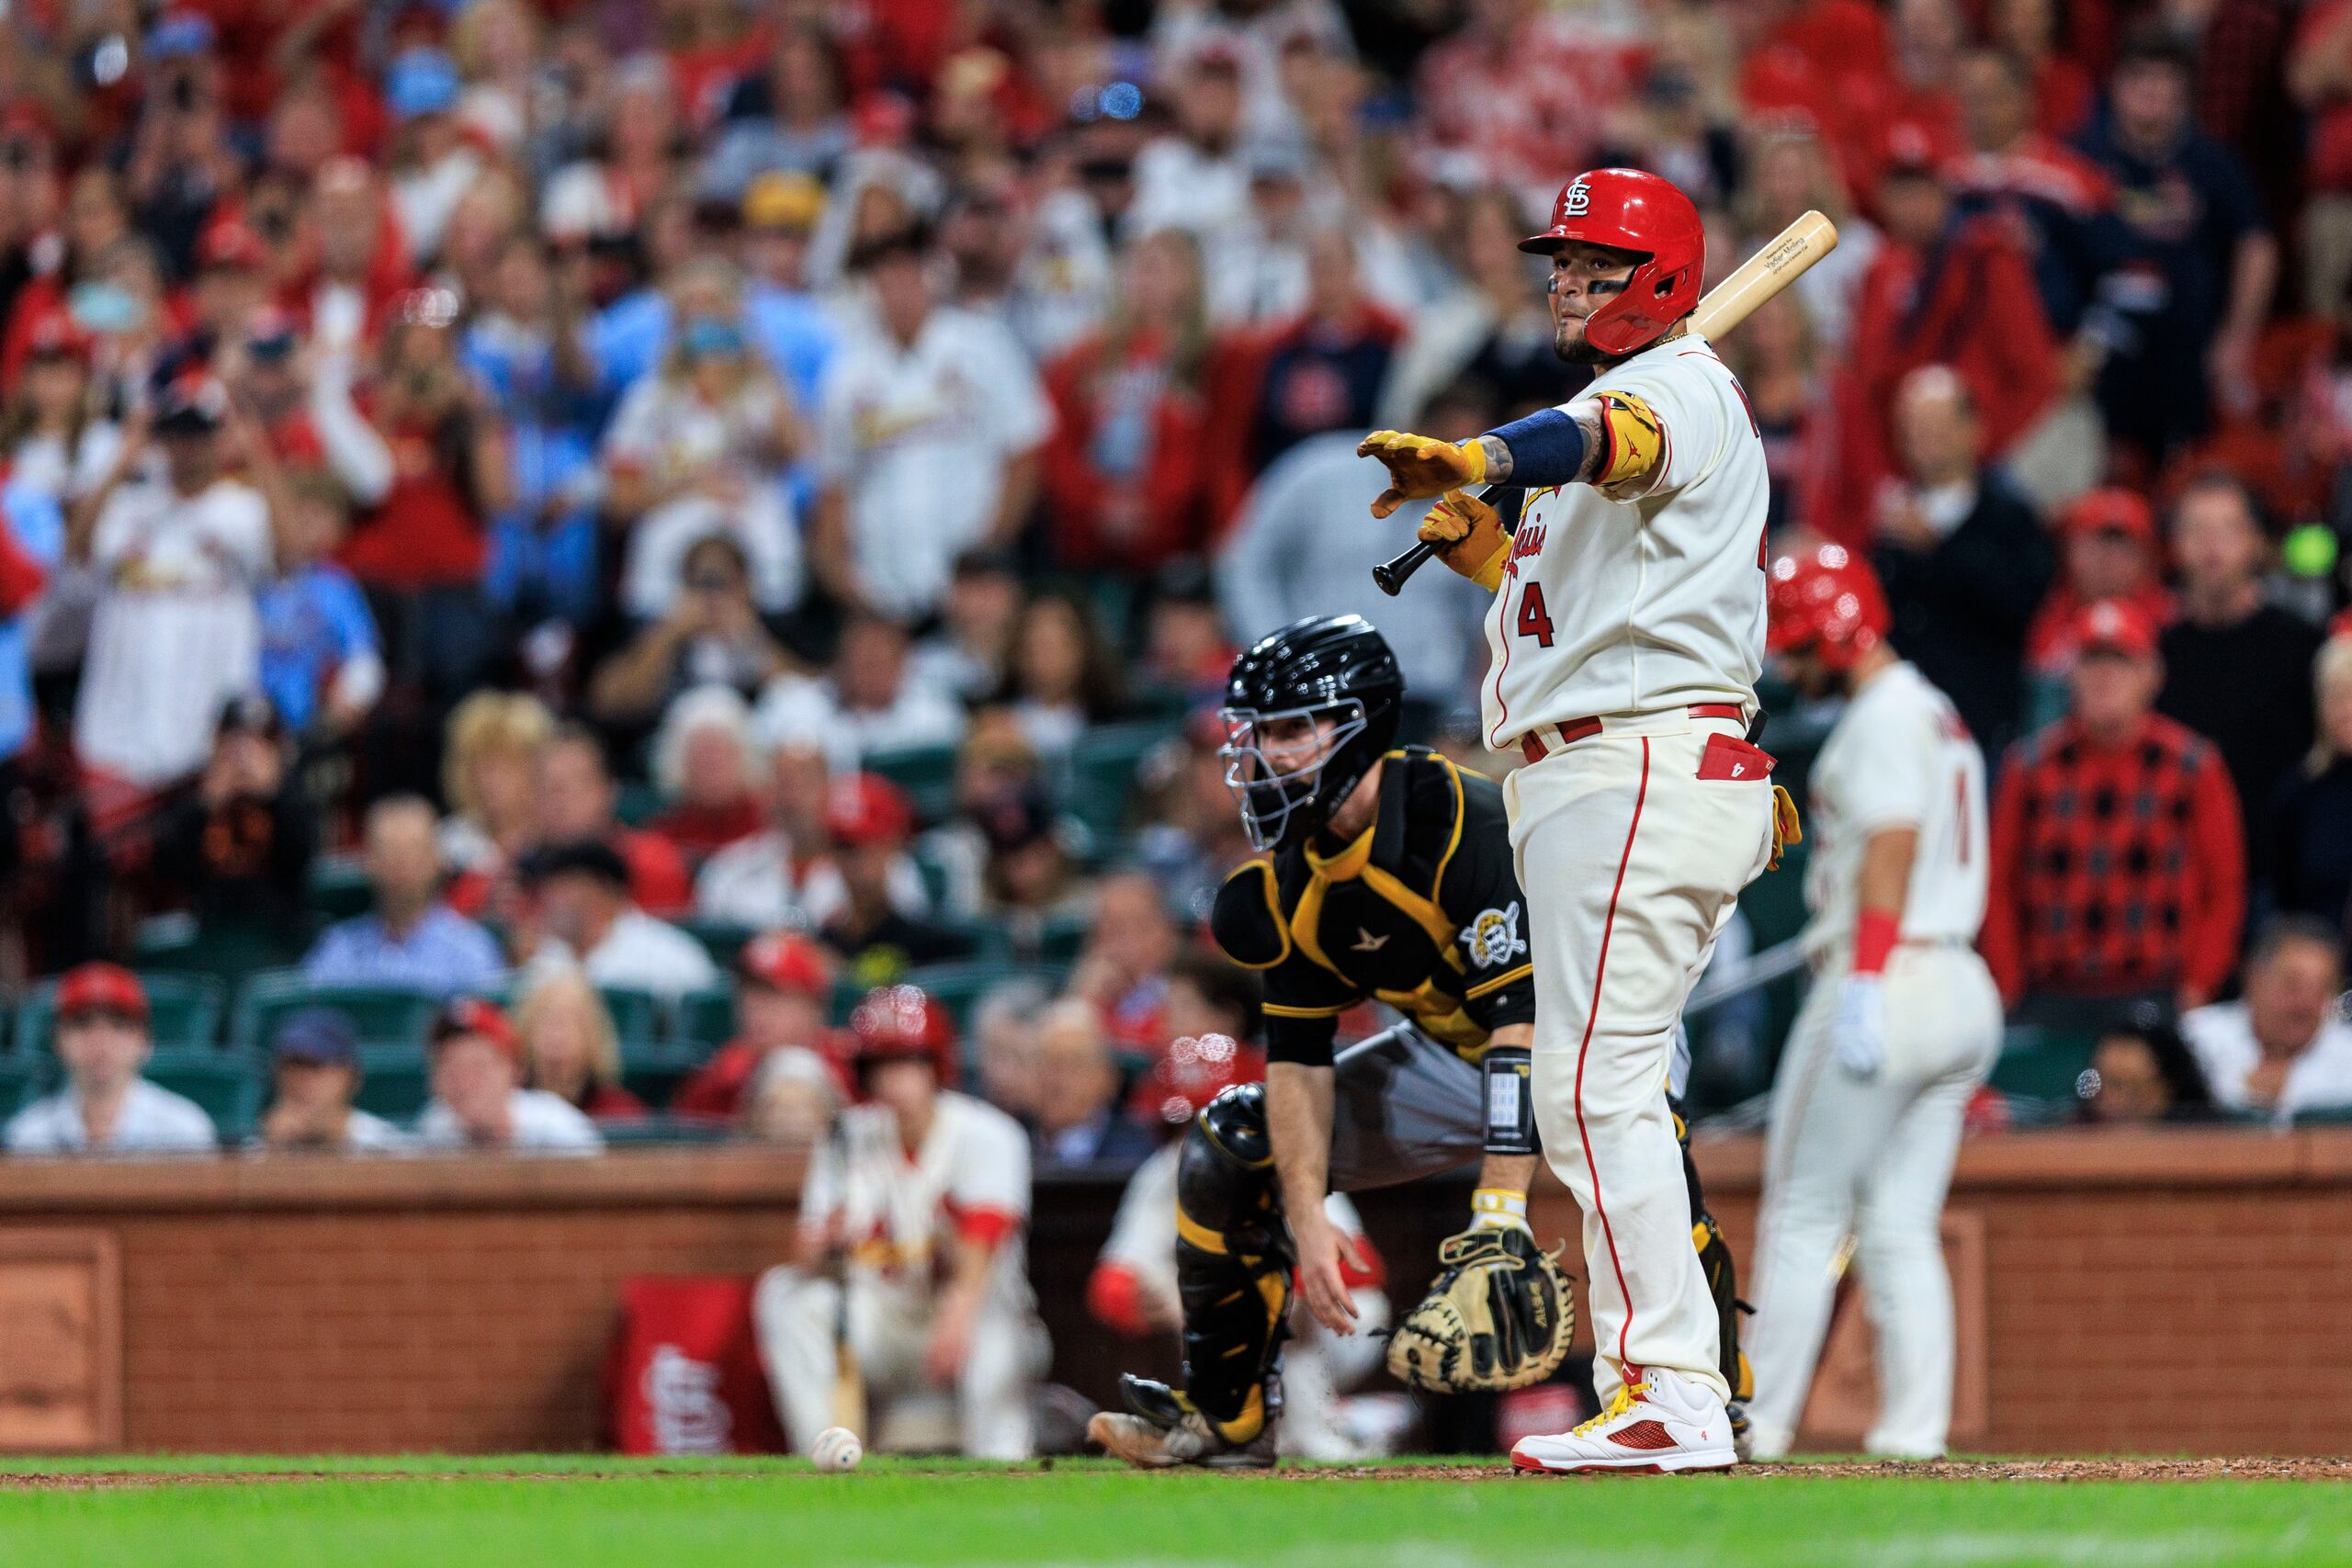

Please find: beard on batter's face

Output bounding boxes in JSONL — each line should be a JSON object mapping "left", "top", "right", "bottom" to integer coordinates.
{"left": 1550, "top": 276, "right": 1632, "bottom": 365}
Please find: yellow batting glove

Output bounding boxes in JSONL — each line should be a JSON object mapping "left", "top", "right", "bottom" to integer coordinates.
{"left": 1419, "top": 489, "right": 1509, "bottom": 592}
{"left": 1358, "top": 430, "right": 1487, "bottom": 519}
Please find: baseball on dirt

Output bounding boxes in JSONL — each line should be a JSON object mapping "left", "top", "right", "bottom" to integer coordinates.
{"left": 811, "top": 1427, "right": 864, "bottom": 1472}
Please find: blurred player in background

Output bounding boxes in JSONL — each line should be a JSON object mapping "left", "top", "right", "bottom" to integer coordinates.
{"left": 1742, "top": 546, "right": 2000, "bottom": 1461}
{"left": 754, "top": 985, "right": 1047, "bottom": 1460}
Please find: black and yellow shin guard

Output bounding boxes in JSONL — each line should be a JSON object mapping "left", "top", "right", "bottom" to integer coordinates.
{"left": 1674, "top": 1100, "right": 1751, "bottom": 1400}
{"left": 1173, "top": 1085, "right": 1295, "bottom": 1442}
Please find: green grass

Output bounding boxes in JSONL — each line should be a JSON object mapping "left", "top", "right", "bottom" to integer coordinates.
{"left": 0, "top": 1457, "right": 2346, "bottom": 1568}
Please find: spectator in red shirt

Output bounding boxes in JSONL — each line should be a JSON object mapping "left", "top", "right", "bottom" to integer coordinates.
{"left": 535, "top": 723, "right": 695, "bottom": 918}
{"left": 1830, "top": 131, "right": 2062, "bottom": 537}
{"left": 1983, "top": 599, "right": 2245, "bottom": 1027}
{"left": 673, "top": 931, "right": 839, "bottom": 1122}
{"left": 1039, "top": 228, "right": 1216, "bottom": 578}
{"left": 514, "top": 965, "right": 649, "bottom": 1122}
{"left": 2026, "top": 488, "right": 2175, "bottom": 674}
{"left": 338, "top": 288, "right": 512, "bottom": 709}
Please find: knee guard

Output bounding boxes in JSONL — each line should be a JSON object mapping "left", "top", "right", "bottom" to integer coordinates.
{"left": 1173, "top": 1083, "right": 1295, "bottom": 1439}
{"left": 1675, "top": 1100, "right": 1751, "bottom": 1402}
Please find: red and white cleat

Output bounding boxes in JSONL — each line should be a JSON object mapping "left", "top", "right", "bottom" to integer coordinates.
{"left": 1510, "top": 1368, "right": 1737, "bottom": 1475}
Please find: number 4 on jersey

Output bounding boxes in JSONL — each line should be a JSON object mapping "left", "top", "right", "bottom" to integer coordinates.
{"left": 1516, "top": 583, "right": 1555, "bottom": 648}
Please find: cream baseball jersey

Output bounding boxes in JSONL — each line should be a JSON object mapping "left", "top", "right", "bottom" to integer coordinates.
{"left": 1481, "top": 332, "right": 1769, "bottom": 750}
{"left": 1799, "top": 660, "right": 1988, "bottom": 958}
{"left": 802, "top": 1089, "right": 1035, "bottom": 1308}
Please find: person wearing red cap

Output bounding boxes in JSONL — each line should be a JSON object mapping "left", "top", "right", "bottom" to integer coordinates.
{"left": 5, "top": 964, "right": 217, "bottom": 1155}
{"left": 819, "top": 771, "right": 972, "bottom": 985}
{"left": 2025, "top": 488, "right": 2175, "bottom": 675}
{"left": 754, "top": 985, "right": 1043, "bottom": 1459}
{"left": 413, "top": 995, "right": 603, "bottom": 1154}
{"left": 1744, "top": 545, "right": 1998, "bottom": 1463}
{"left": 1982, "top": 598, "right": 2246, "bottom": 1021}
{"left": 671, "top": 931, "right": 840, "bottom": 1122}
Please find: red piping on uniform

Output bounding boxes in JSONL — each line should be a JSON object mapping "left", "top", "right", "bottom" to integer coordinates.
{"left": 1575, "top": 737, "right": 1647, "bottom": 1372}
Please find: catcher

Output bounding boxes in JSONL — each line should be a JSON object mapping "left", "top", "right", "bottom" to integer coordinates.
{"left": 1089, "top": 615, "right": 1747, "bottom": 1468}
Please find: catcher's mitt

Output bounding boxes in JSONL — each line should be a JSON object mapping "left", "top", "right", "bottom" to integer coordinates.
{"left": 1385, "top": 1225, "right": 1574, "bottom": 1393}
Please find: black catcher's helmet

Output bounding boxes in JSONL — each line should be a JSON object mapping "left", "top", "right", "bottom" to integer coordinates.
{"left": 1218, "top": 615, "right": 1405, "bottom": 851}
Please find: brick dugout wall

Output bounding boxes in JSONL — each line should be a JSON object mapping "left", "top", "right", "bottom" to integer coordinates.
{"left": 0, "top": 1128, "right": 2344, "bottom": 1454}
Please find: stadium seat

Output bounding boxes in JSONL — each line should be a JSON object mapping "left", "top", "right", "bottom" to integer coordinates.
{"left": 619, "top": 1036, "right": 711, "bottom": 1111}
{"left": 145, "top": 1047, "right": 268, "bottom": 1142}
{"left": 680, "top": 987, "right": 736, "bottom": 1049}
{"left": 865, "top": 742, "right": 961, "bottom": 826}
{"left": 16, "top": 974, "right": 229, "bottom": 1056}
{"left": 306, "top": 858, "right": 375, "bottom": 923}
{"left": 681, "top": 919, "right": 758, "bottom": 972}
{"left": 1066, "top": 720, "right": 1180, "bottom": 852}
{"left": 596, "top": 987, "right": 665, "bottom": 1047}
{"left": 231, "top": 972, "right": 442, "bottom": 1055}
{"left": 1987, "top": 1024, "right": 2098, "bottom": 1107}
{"left": 599, "top": 1113, "right": 732, "bottom": 1147}
{"left": 354, "top": 1044, "right": 432, "bottom": 1122}
{"left": 614, "top": 781, "right": 665, "bottom": 828}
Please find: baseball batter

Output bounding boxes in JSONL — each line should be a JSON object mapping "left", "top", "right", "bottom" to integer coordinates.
{"left": 755, "top": 986, "right": 1048, "bottom": 1460}
{"left": 1742, "top": 547, "right": 1999, "bottom": 1461}
{"left": 1359, "top": 168, "right": 1796, "bottom": 1472}
{"left": 1087, "top": 615, "right": 1750, "bottom": 1470}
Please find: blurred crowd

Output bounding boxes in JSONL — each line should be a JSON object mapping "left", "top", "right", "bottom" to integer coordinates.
{"left": 0, "top": 0, "right": 2342, "bottom": 1165}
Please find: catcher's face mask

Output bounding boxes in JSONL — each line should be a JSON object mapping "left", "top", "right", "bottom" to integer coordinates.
{"left": 1218, "top": 701, "right": 1364, "bottom": 852}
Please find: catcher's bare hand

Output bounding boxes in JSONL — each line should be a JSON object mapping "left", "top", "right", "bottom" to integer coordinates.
{"left": 1292, "top": 1207, "right": 1365, "bottom": 1336}
{"left": 1358, "top": 429, "right": 1487, "bottom": 519}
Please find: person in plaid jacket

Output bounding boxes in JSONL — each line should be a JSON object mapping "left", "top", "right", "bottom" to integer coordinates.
{"left": 1981, "top": 600, "right": 2245, "bottom": 1027}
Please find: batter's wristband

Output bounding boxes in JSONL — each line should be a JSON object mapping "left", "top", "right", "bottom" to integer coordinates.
{"left": 1851, "top": 909, "right": 1900, "bottom": 976}
{"left": 1481, "top": 1045, "right": 1538, "bottom": 1156}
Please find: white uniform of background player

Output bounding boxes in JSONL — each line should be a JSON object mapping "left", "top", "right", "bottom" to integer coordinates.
{"left": 1095, "top": 1145, "right": 1389, "bottom": 1460}
{"left": 1360, "top": 167, "right": 1789, "bottom": 1470}
{"left": 1742, "top": 547, "right": 2001, "bottom": 1461}
{"left": 756, "top": 1086, "right": 1048, "bottom": 1460}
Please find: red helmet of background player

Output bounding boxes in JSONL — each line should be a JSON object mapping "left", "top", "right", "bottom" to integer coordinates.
{"left": 846, "top": 984, "right": 958, "bottom": 1086}
{"left": 1125, "top": 1032, "right": 1264, "bottom": 1134}
{"left": 1766, "top": 544, "right": 1890, "bottom": 673}
{"left": 1520, "top": 167, "right": 1705, "bottom": 357}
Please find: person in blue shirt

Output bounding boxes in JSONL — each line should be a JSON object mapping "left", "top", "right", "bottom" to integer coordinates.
{"left": 254, "top": 475, "right": 384, "bottom": 739}
{"left": 305, "top": 795, "right": 505, "bottom": 996}
{"left": 0, "top": 479, "right": 62, "bottom": 766}
{"left": 461, "top": 234, "right": 607, "bottom": 626}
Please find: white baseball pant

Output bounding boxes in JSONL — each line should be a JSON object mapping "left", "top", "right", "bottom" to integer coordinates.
{"left": 1506, "top": 712, "right": 1775, "bottom": 1405}
{"left": 1743, "top": 944, "right": 2001, "bottom": 1458}
{"left": 753, "top": 1266, "right": 1046, "bottom": 1460}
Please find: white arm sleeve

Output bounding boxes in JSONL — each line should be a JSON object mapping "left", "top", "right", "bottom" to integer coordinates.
{"left": 309, "top": 360, "right": 396, "bottom": 505}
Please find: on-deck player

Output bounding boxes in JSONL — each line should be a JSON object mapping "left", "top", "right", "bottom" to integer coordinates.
{"left": 754, "top": 985, "right": 1048, "bottom": 1460}
{"left": 1358, "top": 167, "right": 1796, "bottom": 1473}
{"left": 1742, "top": 546, "right": 1999, "bottom": 1461}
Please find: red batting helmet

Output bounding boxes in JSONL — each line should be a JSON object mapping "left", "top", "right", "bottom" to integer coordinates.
{"left": 1766, "top": 544, "right": 1890, "bottom": 673}
{"left": 1520, "top": 168, "right": 1705, "bottom": 357}
{"left": 846, "top": 984, "right": 959, "bottom": 1085}
{"left": 1125, "top": 1032, "right": 1265, "bottom": 1134}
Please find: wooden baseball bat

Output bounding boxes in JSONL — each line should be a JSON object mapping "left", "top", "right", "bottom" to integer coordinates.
{"left": 1373, "top": 209, "right": 1840, "bottom": 597}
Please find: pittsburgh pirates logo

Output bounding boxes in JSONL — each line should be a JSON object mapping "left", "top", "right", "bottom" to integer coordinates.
{"left": 1459, "top": 902, "right": 1528, "bottom": 970}
{"left": 1563, "top": 177, "right": 1591, "bottom": 217}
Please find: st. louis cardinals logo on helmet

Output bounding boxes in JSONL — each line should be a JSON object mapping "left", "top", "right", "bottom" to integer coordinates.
{"left": 1562, "top": 176, "right": 1591, "bottom": 217}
